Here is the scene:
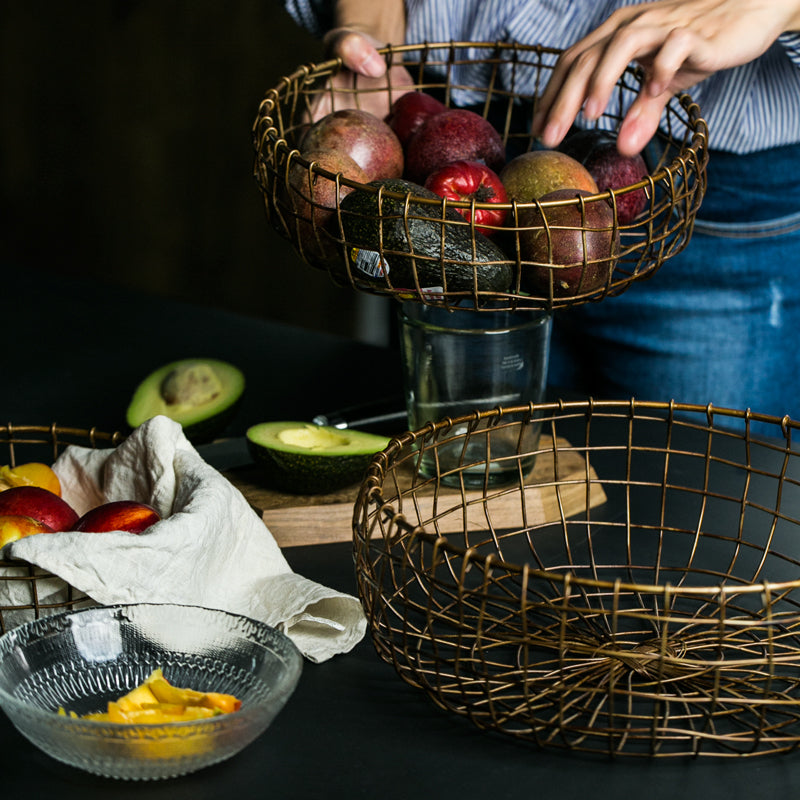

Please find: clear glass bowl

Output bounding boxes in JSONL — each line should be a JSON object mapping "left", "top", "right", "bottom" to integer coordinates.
{"left": 0, "top": 603, "right": 303, "bottom": 780}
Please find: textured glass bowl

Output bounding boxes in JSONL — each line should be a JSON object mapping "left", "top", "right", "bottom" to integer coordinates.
{"left": 0, "top": 603, "right": 303, "bottom": 780}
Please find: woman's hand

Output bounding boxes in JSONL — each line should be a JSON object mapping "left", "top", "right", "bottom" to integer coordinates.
{"left": 532, "top": 0, "right": 800, "bottom": 155}
{"left": 308, "top": 28, "right": 414, "bottom": 121}
{"left": 306, "top": 1, "right": 411, "bottom": 121}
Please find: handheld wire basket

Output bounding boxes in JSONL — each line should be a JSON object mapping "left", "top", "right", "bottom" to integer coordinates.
{"left": 253, "top": 41, "right": 708, "bottom": 311}
{"left": 0, "top": 424, "right": 124, "bottom": 633}
{"left": 353, "top": 400, "right": 800, "bottom": 758}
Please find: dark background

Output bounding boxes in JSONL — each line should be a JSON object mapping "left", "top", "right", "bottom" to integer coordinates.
{"left": 0, "top": 0, "right": 390, "bottom": 344}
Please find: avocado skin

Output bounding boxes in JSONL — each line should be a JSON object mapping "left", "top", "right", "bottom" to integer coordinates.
{"left": 246, "top": 422, "right": 389, "bottom": 495}
{"left": 181, "top": 401, "right": 242, "bottom": 445}
{"left": 247, "top": 443, "right": 374, "bottom": 494}
{"left": 335, "top": 178, "right": 512, "bottom": 294}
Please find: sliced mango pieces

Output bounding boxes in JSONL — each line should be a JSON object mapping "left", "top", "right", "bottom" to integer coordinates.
{"left": 58, "top": 669, "right": 242, "bottom": 724}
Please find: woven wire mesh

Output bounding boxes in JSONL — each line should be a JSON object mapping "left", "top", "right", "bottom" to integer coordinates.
{"left": 353, "top": 400, "right": 800, "bottom": 757}
{"left": 0, "top": 424, "right": 124, "bottom": 633}
{"left": 253, "top": 41, "right": 708, "bottom": 311}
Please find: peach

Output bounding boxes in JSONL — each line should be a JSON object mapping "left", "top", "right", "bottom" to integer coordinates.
{"left": 0, "top": 514, "right": 54, "bottom": 549}
{"left": 74, "top": 500, "right": 161, "bottom": 534}
{"left": 0, "top": 486, "right": 79, "bottom": 532}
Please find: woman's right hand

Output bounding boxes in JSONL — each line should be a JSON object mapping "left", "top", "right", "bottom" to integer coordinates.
{"left": 532, "top": 0, "right": 800, "bottom": 156}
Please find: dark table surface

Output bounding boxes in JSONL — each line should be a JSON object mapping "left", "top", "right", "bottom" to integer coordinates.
{"left": 3, "top": 266, "right": 800, "bottom": 799}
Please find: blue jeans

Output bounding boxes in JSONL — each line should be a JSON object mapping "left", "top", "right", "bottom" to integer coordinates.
{"left": 547, "top": 141, "right": 800, "bottom": 437}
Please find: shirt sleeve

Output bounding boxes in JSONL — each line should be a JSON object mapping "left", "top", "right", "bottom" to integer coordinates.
{"left": 778, "top": 32, "right": 800, "bottom": 67}
{"left": 284, "top": 0, "right": 334, "bottom": 39}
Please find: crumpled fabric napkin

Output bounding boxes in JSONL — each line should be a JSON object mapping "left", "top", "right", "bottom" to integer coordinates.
{"left": 2, "top": 416, "right": 367, "bottom": 663}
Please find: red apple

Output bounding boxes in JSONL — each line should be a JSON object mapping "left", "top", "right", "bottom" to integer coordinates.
{"left": 300, "top": 109, "right": 404, "bottom": 182}
{"left": 75, "top": 500, "right": 161, "bottom": 534}
{"left": 385, "top": 91, "right": 447, "bottom": 147}
{"left": 405, "top": 109, "right": 506, "bottom": 185}
{"left": 0, "top": 514, "right": 55, "bottom": 549}
{"left": 424, "top": 160, "right": 508, "bottom": 235}
{"left": 0, "top": 486, "right": 79, "bottom": 532}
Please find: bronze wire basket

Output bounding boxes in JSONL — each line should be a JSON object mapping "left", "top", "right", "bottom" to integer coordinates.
{"left": 353, "top": 400, "right": 800, "bottom": 758}
{"left": 0, "top": 424, "right": 124, "bottom": 634}
{"left": 252, "top": 41, "right": 709, "bottom": 311}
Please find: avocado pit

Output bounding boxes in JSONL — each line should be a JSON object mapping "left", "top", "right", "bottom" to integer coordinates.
{"left": 126, "top": 358, "right": 245, "bottom": 444}
{"left": 161, "top": 363, "right": 223, "bottom": 407}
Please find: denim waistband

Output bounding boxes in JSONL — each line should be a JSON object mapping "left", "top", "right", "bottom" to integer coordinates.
{"left": 692, "top": 207, "right": 800, "bottom": 238}
{"left": 694, "top": 141, "right": 800, "bottom": 225}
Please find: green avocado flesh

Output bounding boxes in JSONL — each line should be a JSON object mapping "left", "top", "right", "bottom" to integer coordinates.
{"left": 126, "top": 358, "right": 245, "bottom": 443}
{"left": 246, "top": 421, "right": 390, "bottom": 495}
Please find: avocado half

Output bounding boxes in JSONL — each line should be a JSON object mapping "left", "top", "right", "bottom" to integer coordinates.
{"left": 246, "top": 421, "right": 390, "bottom": 495}
{"left": 126, "top": 358, "right": 245, "bottom": 444}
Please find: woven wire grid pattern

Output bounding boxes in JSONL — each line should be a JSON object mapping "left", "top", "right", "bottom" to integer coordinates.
{"left": 353, "top": 400, "right": 800, "bottom": 757}
{"left": 252, "top": 41, "right": 708, "bottom": 311}
{"left": 0, "top": 424, "right": 124, "bottom": 633}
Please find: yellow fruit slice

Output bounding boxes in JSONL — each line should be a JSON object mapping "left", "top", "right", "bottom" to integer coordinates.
{"left": 0, "top": 463, "right": 62, "bottom": 496}
{"left": 146, "top": 669, "right": 241, "bottom": 713}
{"left": 202, "top": 692, "right": 242, "bottom": 714}
{"left": 147, "top": 672, "right": 206, "bottom": 706}
{"left": 60, "top": 669, "right": 242, "bottom": 724}
{"left": 116, "top": 682, "right": 159, "bottom": 712}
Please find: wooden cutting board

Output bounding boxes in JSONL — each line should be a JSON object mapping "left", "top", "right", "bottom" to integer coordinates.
{"left": 223, "top": 436, "right": 606, "bottom": 548}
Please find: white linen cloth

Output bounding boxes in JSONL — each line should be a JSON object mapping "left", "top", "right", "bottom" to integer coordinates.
{"left": 1, "top": 416, "right": 367, "bottom": 663}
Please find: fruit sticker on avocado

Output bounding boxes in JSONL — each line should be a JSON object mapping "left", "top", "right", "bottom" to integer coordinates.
{"left": 349, "top": 247, "right": 389, "bottom": 279}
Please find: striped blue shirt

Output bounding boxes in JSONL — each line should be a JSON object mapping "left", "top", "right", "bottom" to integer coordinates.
{"left": 285, "top": 0, "right": 800, "bottom": 154}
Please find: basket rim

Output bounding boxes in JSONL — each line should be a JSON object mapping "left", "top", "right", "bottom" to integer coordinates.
{"left": 357, "top": 398, "right": 800, "bottom": 598}
{"left": 0, "top": 423, "right": 124, "bottom": 574}
{"left": 255, "top": 39, "right": 709, "bottom": 214}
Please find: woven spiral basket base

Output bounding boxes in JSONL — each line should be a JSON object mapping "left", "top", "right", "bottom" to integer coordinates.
{"left": 354, "top": 401, "right": 800, "bottom": 758}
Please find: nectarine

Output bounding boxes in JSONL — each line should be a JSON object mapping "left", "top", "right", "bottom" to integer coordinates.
{"left": 0, "top": 486, "right": 79, "bottom": 532}
{"left": 0, "top": 514, "right": 54, "bottom": 549}
{"left": 74, "top": 500, "right": 161, "bottom": 534}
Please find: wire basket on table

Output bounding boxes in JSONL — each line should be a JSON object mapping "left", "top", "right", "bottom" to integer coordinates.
{"left": 353, "top": 400, "right": 800, "bottom": 758}
{"left": 0, "top": 424, "right": 124, "bottom": 634}
{"left": 253, "top": 41, "right": 708, "bottom": 311}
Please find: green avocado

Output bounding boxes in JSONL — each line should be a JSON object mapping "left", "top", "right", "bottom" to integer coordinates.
{"left": 126, "top": 358, "right": 245, "bottom": 444}
{"left": 335, "top": 178, "right": 512, "bottom": 295}
{"left": 246, "top": 421, "right": 390, "bottom": 495}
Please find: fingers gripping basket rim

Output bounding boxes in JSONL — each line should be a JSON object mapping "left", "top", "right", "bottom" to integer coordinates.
{"left": 0, "top": 424, "right": 125, "bottom": 633}
{"left": 252, "top": 41, "right": 709, "bottom": 311}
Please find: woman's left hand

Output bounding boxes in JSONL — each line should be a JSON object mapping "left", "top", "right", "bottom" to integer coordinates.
{"left": 307, "top": 29, "right": 413, "bottom": 122}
